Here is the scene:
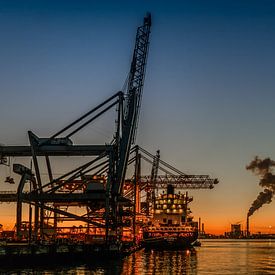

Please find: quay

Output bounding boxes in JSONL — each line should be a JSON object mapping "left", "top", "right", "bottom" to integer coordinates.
{"left": 0, "top": 241, "right": 143, "bottom": 265}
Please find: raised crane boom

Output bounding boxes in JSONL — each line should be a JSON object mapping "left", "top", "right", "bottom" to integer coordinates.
{"left": 114, "top": 13, "right": 152, "bottom": 195}
{"left": 125, "top": 13, "right": 152, "bottom": 134}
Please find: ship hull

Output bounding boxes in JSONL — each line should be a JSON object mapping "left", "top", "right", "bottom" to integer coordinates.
{"left": 142, "top": 232, "right": 198, "bottom": 249}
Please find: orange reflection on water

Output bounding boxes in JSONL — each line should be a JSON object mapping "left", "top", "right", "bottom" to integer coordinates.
{"left": 122, "top": 248, "right": 197, "bottom": 274}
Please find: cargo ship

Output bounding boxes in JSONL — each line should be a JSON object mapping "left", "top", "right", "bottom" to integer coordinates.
{"left": 142, "top": 184, "right": 198, "bottom": 249}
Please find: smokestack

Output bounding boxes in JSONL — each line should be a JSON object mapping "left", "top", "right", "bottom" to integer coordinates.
{"left": 246, "top": 156, "right": 275, "bottom": 217}
{"left": 202, "top": 223, "right": 205, "bottom": 234}
{"left": 246, "top": 214, "right": 250, "bottom": 237}
{"left": 199, "top": 217, "right": 201, "bottom": 234}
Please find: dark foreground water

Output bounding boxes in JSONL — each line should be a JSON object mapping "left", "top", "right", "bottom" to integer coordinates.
{"left": 1, "top": 240, "right": 275, "bottom": 274}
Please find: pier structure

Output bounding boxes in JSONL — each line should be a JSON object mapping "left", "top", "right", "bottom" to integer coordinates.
{"left": 0, "top": 145, "right": 218, "bottom": 245}
{"left": 0, "top": 13, "right": 219, "bottom": 259}
{"left": 0, "top": 14, "right": 152, "bottom": 249}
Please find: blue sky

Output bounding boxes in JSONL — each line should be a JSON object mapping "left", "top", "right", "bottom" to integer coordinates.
{"left": 0, "top": 0, "right": 275, "bottom": 233}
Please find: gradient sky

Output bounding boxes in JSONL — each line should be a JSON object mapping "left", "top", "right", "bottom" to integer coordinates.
{"left": 0, "top": 0, "right": 275, "bottom": 234}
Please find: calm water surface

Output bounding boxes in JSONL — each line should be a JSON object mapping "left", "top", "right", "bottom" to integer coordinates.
{"left": 1, "top": 240, "right": 275, "bottom": 274}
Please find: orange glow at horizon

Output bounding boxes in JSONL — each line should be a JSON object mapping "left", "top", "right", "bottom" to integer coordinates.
{"left": 197, "top": 219, "right": 275, "bottom": 235}
{"left": 1, "top": 209, "right": 275, "bottom": 236}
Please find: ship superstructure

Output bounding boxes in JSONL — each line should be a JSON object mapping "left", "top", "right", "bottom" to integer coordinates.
{"left": 143, "top": 184, "right": 198, "bottom": 249}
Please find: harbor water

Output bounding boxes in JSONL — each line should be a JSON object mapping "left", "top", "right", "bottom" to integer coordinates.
{"left": 1, "top": 239, "right": 275, "bottom": 274}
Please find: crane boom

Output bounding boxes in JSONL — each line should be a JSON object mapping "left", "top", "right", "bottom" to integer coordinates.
{"left": 125, "top": 13, "right": 152, "bottom": 135}
{"left": 114, "top": 14, "right": 152, "bottom": 195}
{"left": 140, "top": 174, "right": 218, "bottom": 189}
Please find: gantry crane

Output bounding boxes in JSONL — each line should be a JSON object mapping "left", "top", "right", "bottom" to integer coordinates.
{"left": 123, "top": 146, "right": 218, "bottom": 216}
{"left": 0, "top": 13, "right": 218, "bottom": 247}
{"left": 0, "top": 14, "right": 152, "bottom": 244}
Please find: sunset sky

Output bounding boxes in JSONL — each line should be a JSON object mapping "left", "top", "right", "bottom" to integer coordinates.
{"left": 0, "top": 0, "right": 275, "bottom": 234}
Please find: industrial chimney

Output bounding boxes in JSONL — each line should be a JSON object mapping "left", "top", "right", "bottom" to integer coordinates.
{"left": 246, "top": 214, "right": 250, "bottom": 237}
{"left": 199, "top": 217, "right": 201, "bottom": 235}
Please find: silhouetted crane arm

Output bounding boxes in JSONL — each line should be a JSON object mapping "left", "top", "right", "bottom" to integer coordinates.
{"left": 114, "top": 14, "right": 152, "bottom": 195}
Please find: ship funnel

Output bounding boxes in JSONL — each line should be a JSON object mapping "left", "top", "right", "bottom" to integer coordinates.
{"left": 167, "top": 184, "right": 174, "bottom": 195}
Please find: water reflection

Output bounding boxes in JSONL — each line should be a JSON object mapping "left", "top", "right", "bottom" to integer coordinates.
{"left": 0, "top": 257, "right": 125, "bottom": 275}
{"left": 196, "top": 240, "right": 275, "bottom": 275}
{"left": 1, "top": 240, "right": 275, "bottom": 274}
{"left": 122, "top": 248, "right": 197, "bottom": 274}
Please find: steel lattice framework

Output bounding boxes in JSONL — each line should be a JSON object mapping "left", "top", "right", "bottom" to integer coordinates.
{"left": 140, "top": 175, "right": 218, "bottom": 189}
{"left": 123, "top": 146, "right": 219, "bottom": 208}
{"left": 0, "top": 15, "right": 152, "bottom": 244}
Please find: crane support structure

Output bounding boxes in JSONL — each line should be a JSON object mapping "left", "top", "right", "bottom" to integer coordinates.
{"left": 0, "top": 14, "right": 152, "bottom": 243}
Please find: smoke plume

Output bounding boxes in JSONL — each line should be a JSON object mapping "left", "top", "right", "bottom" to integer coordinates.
{"left": 246, "top": 156, "right": 275, "bottom": 175}
{"left": 246, "top": 156, "right": 275, "bottom": 217}
{"left": 247, "top": 189, "right": 273, "bottom": 217}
